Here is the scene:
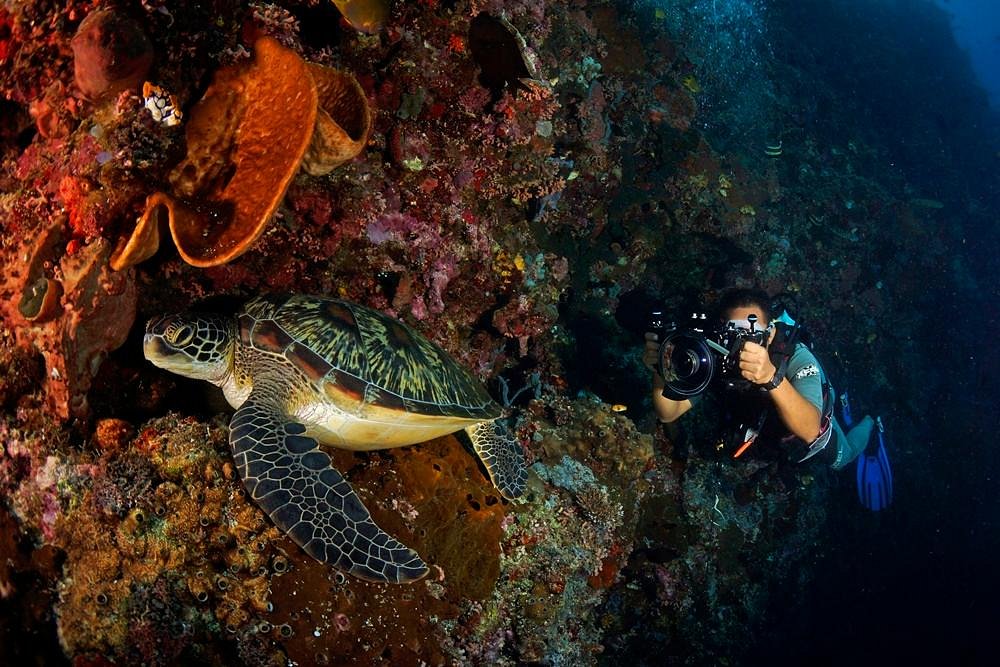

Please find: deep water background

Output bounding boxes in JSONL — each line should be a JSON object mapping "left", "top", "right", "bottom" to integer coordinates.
{"left": 646, "top": 0, "right": 1000, "bottom": 662}
{"left": 935, "top": 0, "right": 1000, "bottom": 108}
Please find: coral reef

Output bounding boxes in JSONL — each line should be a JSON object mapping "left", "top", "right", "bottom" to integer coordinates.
{"left": 448, "top": 397, "right": 656, "bottom": 665}
{"left": 1, "top": 219, "right": 136, "bottom": 419}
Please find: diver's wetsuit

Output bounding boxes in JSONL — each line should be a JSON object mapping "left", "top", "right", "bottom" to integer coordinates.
{"left": 772, "top": 343, "right": 871, "bottom": 468}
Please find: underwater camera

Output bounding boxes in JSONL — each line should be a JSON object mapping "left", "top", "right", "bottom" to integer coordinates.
{"left": 648, "top": 311, "right": 770, "bottom": 400}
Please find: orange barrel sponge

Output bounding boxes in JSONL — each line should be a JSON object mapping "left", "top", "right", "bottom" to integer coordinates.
{"left": 166, "top": 36, "right": 319, "bottom": 267}
{"left": 112, "top": 37, "right": 373, "bottom": 270}
{"left": 302, "top": 62, "right": 373, "bottom": 176}
{"left": 110, "top": 191, "right": 170, "bottom": 271}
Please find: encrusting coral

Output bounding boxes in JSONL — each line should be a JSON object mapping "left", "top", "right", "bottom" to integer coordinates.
{"left": 1, "top": 216, "right": 136, "bottom": 420}
{"left": 111, "top": 36, "right": 372, "bottom": 270}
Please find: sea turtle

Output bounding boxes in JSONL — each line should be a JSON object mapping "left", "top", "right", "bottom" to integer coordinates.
{"left": 143, "top": 293, "right": 527, "bottom": 583}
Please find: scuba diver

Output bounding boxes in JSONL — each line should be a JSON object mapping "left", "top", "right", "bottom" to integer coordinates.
{"left": 643, "top": 287, "right": 892, "bottom": 510}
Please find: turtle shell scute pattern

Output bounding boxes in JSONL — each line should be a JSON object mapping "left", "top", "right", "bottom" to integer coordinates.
{"left": 241, "top": 295, "right": 500, "bottom": 419}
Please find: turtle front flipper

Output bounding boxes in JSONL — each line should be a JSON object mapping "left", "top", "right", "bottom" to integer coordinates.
{"left": 466, "top": 419, "right": 528, "bottom": 500}
{"left": 229, "top": 390, "right": 428, "bottom": 583}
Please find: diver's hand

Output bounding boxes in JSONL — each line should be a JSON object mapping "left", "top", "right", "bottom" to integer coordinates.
{"left": 739, "top": 341, "right": 777, "bottom": 385}
{"left": 642, "top": 332, "right": 674, "bottom": 391}
{"left": 643, "top": 333, "right": 660, "bottom": 371}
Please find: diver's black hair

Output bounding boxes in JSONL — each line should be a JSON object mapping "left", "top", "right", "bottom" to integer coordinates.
{"left": 715, "top": 287, "right": 773, "bottom": 323}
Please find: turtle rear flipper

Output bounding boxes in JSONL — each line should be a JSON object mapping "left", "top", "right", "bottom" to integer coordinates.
{"left": 229, "top": 388, "right": 428, "bottom": 583}
{"left": 466, "top": 419, "right": 528, "bottom": 500}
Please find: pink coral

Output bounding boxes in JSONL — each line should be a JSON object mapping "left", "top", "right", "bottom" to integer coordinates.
{"left": 427, "top": 257, "right": 457, "bottom": 314}
{"left": 365, "top": 211, "right": 445, "bottom": 250}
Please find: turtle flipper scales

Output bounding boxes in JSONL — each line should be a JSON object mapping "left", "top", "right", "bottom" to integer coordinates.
{"left": 466, "top": 419, "right": 528, "bottom": 500}
{"left": 229, "top": 390, "right": 428, "bottom": 583}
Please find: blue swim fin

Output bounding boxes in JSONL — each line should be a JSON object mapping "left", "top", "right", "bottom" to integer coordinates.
{"left": 855, "top": 417, "right": 893, "bottom": 511}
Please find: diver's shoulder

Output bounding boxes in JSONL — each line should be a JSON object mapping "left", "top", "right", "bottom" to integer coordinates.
{"left": 788, "top": 341, "right": 820, "bottom": 368}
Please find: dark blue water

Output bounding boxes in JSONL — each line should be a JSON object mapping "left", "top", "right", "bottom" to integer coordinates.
{"left": 936, "top": 0, "right": 1000, "bottom": 108}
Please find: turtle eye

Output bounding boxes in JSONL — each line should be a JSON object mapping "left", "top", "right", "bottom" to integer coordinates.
{"left": 169, "top": 325, "right": 195, "bottom": 347}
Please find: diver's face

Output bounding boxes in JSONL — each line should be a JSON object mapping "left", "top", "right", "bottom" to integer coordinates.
{"left": 724, "top": 305, "right": 776, "bottom": 345}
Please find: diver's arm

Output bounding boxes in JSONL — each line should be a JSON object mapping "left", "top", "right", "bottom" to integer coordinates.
{"left": 651, "top": 373, "right": 693, "bottom": 423}
{"left": 645, "top": 332, "right": 693, "bottom": 423}
{"left": 739, "top": 342, "right": 821, "bottom": 440}
{"left": 767, "top": 380, "right": 821, "bottom": 441}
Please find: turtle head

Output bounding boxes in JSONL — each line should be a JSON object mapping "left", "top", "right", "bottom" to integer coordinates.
{"left": 144, "top": 313, "right": 234, "bottom": 384}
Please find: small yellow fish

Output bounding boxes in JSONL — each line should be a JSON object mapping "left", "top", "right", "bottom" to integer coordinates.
{"left": 611, "top": 404, "right": 627, "bottom": 412}
{"left": 654, "top": 8, "right": 666, "bottom": 20}
{"left": 332, "top": 0, "right": 389, "bottom": 34}
{"left": 682, "top": 75, "right": 701, "bottom": 94}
